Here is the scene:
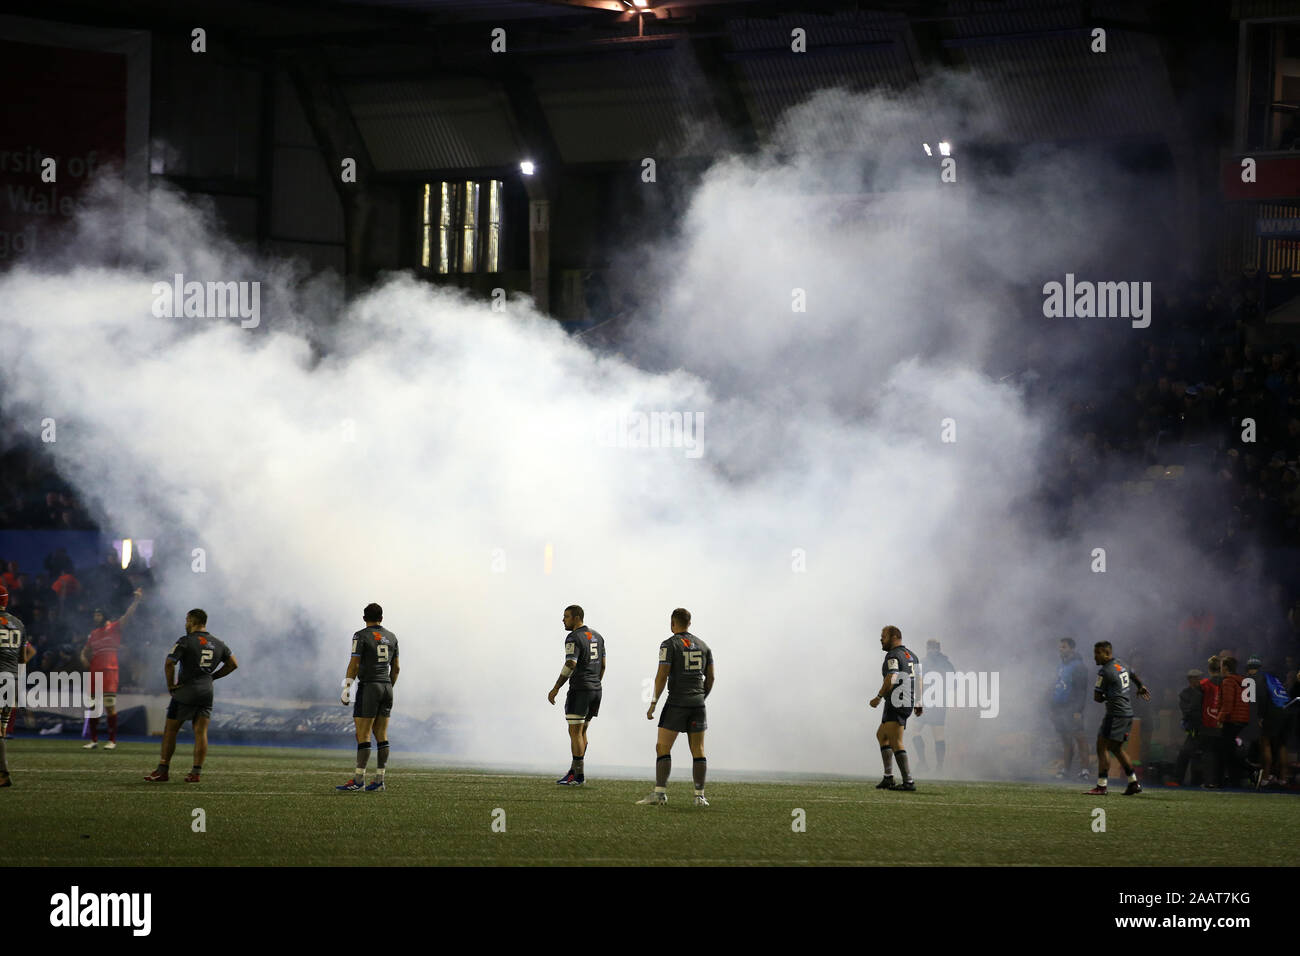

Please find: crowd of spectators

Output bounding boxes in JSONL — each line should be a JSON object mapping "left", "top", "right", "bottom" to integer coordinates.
{"left": 1041, "top": 281, "right": 1300, "bottom": 550}
{"left": 0, "top": 445, "right": 97, "bottom": 529}
{"left": 1167, "top": 652, "right": 1299, "bottom": 789}
{"left": 1, "top": 546, "right": 164, "bottom": 695}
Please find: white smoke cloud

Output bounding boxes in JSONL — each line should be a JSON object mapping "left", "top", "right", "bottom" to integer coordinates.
{"left": 0, "top": 78, "right": 1262, "bottom": 778}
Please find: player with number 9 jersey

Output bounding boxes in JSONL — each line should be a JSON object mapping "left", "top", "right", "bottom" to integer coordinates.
{"left": 350, "top": 624, "right": 399, "bottom": 710}
{"left": 337, "top": 604, "right": 400, "bottom": 793}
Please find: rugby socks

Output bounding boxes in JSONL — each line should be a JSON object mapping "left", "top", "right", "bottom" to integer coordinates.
{"left": 107, "top": 713, "right": 118, "bottom": 742}
{"left": 895, "top": 749, "right": 912, "bottom": 784}
{"left": 571, "top": 756, "right": 584, "bottom": 778}
{"left": 356, "top": 741, "right": 371, "bottom": 783}
{"left": 89, "top": 718, "right": 98, "bottom": 743}
{"left": 1126, "top": 771, "right": 1137, "bottom": 783}
{"left": 935, "top": 741, "right": 946, "bottom": 770}
{"left": 377, "top": 740, "right": 389, "bottom": 780}
{"left": 1097, "top": 776, "right": 1107, "bottom": 789}
{"left": 655, "top": 754, "right": 671, "bottom": 788}
{"left": 0, "top": 734, "right": 7, "bottom": 773}
{"left": 191, "top": 765, "right": 202, "bottom": 775}
{"left": 880, "top": 745, "right": 894, "bottom": 776}
{"left": 693, "top": 756, "right": 707, "bottom": 793}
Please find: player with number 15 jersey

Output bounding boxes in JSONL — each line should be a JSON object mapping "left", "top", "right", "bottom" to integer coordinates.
{"left": 638, "top": 607, "right": 715, "bottom": 807}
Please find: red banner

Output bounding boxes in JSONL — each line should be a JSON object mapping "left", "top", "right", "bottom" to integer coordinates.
{"left": 1221, "top": 154, "right": 1300, "bottom": 201}
{"left": 0, "top": 39, "right": 126, "bottom": 267}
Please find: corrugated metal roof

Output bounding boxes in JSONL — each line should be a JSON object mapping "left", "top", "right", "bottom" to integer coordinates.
{"left": 728, "top": 10, "right": 906, "bottom": 51}
{"left": 343, "top": 77, "right": 523, "bottom": 170}
{"left": 332, "top": 0, "right": 593, "bottom": 19}
{"left": 534, "top": 47, "right": 719, "bottom": 163}
{"left": 1232, "top": 0, "right": 1300, "bottom": 19}
{"left": 960, "top": 30, "right": 1179, "bottom": 142}
{"left": 945, "top": 1, "right": 1085, "bottom": 39}
{"left": 725, "top": 12, "right": 913, "bottom": 141}
{"left": 336, "top": 1, "right": 1181, "bottom": 170}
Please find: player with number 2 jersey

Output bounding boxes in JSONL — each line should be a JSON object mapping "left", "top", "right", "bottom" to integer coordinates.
{"left": 145, "top": 608, "right": 238, "bottom": 784}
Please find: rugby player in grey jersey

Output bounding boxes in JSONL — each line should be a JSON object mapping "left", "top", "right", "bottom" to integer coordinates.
{"left": 870, "top": 625, "right": 922, "bottom": 791}
{"left": 638, "top": 608, "right": 714, "bottom": 807}
{"left": 337, "top": 603, "right": 399, "bottom": 793}
{"left": 0, "top": 584, "right": 34, "bottom": 787}
{"left": 549, "top": 605, "right": 606, "bottom": 787}
{"left": 1083, "top": 641, "right": 1150, "bottom": 796}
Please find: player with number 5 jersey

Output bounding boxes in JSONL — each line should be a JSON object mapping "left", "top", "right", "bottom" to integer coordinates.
{"left": 549, "top": 604, "right": 606, "bottom": 787}
{"left": 337, "top": 603, "right": 399, "bottom": 793}
{"left": 144, "top": 609, "right": 238, "bottom": 784}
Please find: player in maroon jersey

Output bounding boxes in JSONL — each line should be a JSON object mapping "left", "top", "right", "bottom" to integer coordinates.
{"left": 79, "top": 588, "right": 143, "bottom": 750}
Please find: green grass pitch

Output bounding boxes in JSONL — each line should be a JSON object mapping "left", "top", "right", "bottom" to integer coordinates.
{"left": 2, "top": 741, "right": 1290, "bottom": 866}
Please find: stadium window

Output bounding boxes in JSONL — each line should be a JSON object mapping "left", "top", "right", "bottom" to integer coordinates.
{"left": 422, "top": 179, "right": 503, "bottom": 274}
{"left": 485, "top": 179, "right": 502, "bottom": 273}
{"left": 421, "top": 183, "right": 432, "bottom": 269}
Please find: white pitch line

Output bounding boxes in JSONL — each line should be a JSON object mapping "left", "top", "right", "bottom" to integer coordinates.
{"left": 3, "top": 787, "right": 1103, "bottom": 812}
{"left": 19, "top": 768, "right": 542, "bottom": 779}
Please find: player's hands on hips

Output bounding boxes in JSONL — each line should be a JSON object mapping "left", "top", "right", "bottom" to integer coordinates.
{"left": 869, "top": 696, "right": 880, "bottom": 708}
{"left": 548, "top": 688, "right": 557, "bottom": 705}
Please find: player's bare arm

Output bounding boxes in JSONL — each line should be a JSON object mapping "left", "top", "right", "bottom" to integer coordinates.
{"left": 342, "top": 654, "right": 359, "bottom": 704}
{"left": 389, "top": 658, "right": 399, "bottom": 688}
{"left": 21, "top": 643, "right": 34, "bottom": 664}
{"left": 118, "top": 588, "right": 144, "bottom": 625}
{"left": 871, "top": 674, "right": 895, "bottom": 707}
{"left": 703, "top": 662, "right": 715, "bottom": 698}
{"left": 548, "top": 660, "right": 575, "bottom": 705}
{"left": 80, "top": 643, "right": 90, "bottom": 669}
{"left": 211, "top": 655, "right": 238, "bottom": 680}
{"left": 647, "top": 662, "right": 669, "bottom": 719}
{"left": 1131, "top": 673, "right": 1151, "bottom": 701}
{"left": 165, "top": 659, "right": 178, "bottom": 693}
